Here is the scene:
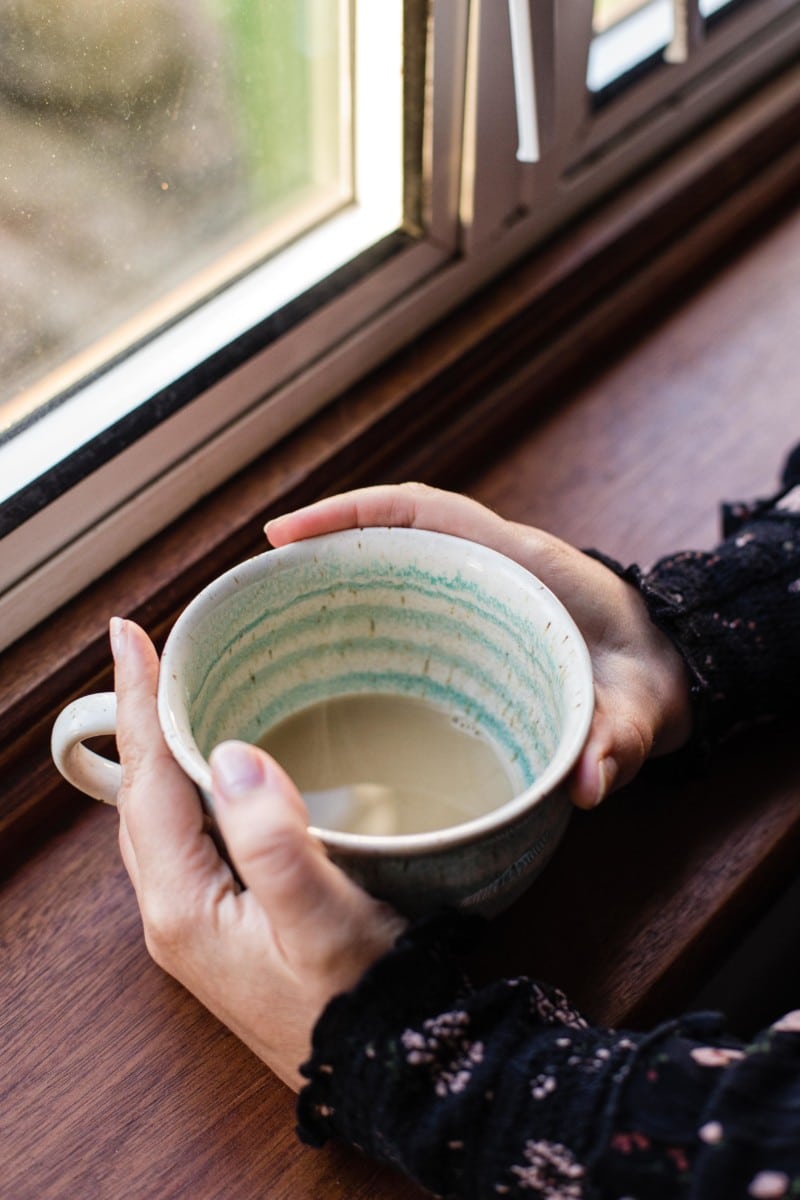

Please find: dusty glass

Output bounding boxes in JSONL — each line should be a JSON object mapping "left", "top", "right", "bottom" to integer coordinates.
{"left": 0, "top": 0, "right": 348, "bottom": 430}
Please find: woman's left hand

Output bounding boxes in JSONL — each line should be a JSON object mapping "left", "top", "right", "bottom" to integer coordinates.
{"left": 112, "top": 617, "right": 406, "bottom": 1090}
{"left": 266, "top": 483, "right": 693, "bottom": 810}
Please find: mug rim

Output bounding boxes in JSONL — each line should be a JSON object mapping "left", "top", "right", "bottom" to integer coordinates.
{"left": 157, "top": 527, "right": 594, "bottom": 855}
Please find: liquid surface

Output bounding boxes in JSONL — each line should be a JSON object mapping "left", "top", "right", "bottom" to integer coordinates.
{"left": 258, "top": 693, "right": 516, "bottom": 835}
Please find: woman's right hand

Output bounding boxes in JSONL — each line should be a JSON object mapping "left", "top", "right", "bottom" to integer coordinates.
{"left": 266, "top": 483, "right": 693, "bottom": 809}
{"left": 112, "top": 618, "right": 406, "bottom": 1092}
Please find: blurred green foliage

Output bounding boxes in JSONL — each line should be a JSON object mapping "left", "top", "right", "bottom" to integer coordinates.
{"left": 205, "top": 0, "right": 338, "bottom": 209}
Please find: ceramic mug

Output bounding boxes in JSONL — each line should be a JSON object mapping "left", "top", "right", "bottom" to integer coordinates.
{"left": 51, "top": 528, "right": 593, "bottom": 916}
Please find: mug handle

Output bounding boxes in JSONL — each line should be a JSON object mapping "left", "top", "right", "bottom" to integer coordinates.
{"left": 51, "top": 693, "right": 121, "bottom": 805}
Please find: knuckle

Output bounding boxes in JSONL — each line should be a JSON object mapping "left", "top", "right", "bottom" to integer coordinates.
{"left": 117, "top": 745, "right": 158, "bottom": 805}
{"left": 618, "top": 715, "right": 652, "bottom": 782}
{"left": 399, "top": 480, "right": 434, "bottom": 503}
{"left": 391, "top": 481, "right": 437, "bottom": 526}
{"left": 239, "top": 828, "right": 300, "bottom": 883}
{"left": 140, "top": 895, "right": 189, "bottom": 963}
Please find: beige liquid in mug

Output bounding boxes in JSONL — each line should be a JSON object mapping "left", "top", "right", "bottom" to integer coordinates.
{"left": 258, "top": 693, "right": 516, "bottom": 836}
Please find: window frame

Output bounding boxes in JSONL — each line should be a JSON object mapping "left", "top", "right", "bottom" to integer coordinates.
{"left": 2, "top": 0, "right": 800, "bottom": 654}
{"left": 465, "top": 0, "right": 800, "bottom": 248}
{"left": 0, "top": 0, "right": 467, "bottom": 651}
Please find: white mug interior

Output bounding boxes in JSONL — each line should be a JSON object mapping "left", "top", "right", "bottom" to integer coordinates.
{"left": 157, "top": 527, "right": 593, "bottom": 858}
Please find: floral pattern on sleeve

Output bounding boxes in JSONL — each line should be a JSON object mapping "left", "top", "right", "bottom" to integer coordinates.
{"left": 400, "top": 1010, "right": 485, "bottom": 1097}
{"left": 299, "top": 926, "right": 800, "bottom": 1199}
{"left": 503, "top": 1140, "right": 586, "bottom": 1196}
{"left": 298, "top": 916, "right": 641, "bottom": 1197}
{"left": 297, "top": 917, "right": 710, "bottom": 1199}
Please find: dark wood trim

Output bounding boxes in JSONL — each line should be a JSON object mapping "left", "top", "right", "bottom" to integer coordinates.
{"left": 3, "top": 66, "right": 800, "bottom": 874}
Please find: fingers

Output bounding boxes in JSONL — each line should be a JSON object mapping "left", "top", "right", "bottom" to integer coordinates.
{"left": 210, "top": 741, "right": 389, "bottom": 966}
{"left": 568, "top": 691, "right": 655, "bottom": 810}
{"left": 111, "top": 618, "right": 215, "bottom": 897}
{"left": 265, "top": 482, "right": 435, "bottom": 544}
{"left": 266, "top": 485, "right": 579, "bottom": 625}
{"left": 266, "top": 485, "right": 687, "bottom": 816}
{"left": 567, "top": 740, "right": 619, "bottom": 811}
{"left": 266, "top": 482, "right": 520, "bottom": 555}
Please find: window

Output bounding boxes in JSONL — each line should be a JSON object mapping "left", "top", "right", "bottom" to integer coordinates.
{"left": 588, "top": 0, "right": 781, "bottom": 97}
{"left": 1, "top": 0, "right": 352, "bottom": 424}
{"left": 1, "top": 0, "right": 445, "bottom": 648}
{"left": 2, "top": 0, "right": 800, "bottom": 652}
{"left": 589, "top": 1, "right": 677, "bottom": 93}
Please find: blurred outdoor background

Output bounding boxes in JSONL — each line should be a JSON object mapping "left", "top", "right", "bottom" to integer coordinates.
{"left": 0, "top": 0, "right": 344, "bottom": 423}
{"left": 0, "top": 0, "right": 657, "bottom": 426}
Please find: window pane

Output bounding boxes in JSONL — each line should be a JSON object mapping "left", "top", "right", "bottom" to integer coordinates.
{"left": 588, "top": 0, "right": 674, "bottom": 92}
{"left": 593, "top": 0, "right": 656, "bottom": 34}
{"left": 699, "top": 0, "right": 735, "bottom": 14}
{"left": 1, "top": 0, "right": 350, "bottom": 431}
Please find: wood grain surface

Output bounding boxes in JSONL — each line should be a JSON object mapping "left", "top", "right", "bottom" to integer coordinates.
{"left": 4, "top": 194, "right": 800, "bottom": 1200}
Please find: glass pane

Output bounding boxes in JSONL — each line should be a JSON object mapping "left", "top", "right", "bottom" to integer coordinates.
{"left": 589, "top": 0, "right": 674, "bottom": 92}
{"left": 699, "top": 0, "right": 735, "bottom": 14}
{"left": 593, "top": 0, "right": 656, "bottom": 34}
{"left": 0, "top": 0, "right": 350, "bottom": 430}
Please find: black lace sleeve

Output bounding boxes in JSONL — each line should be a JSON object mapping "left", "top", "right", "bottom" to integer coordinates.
{"left": 297, "top": 915, "right": 652, "bottom": 1198}
{"left": 587, "top": 445, "right": 800, "bottom": 751}
{"left": 298, "top": 917, "right": 800, "bottom": 1199}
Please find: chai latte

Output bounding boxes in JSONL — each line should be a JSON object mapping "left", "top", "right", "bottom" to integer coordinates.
{"left": 258, "top": 692, "right": 516, "bottom": 836}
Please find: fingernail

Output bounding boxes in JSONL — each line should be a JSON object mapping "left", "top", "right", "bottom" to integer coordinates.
{"left": 211, "top": 741, "right": 267, "bottom": 798}
{"left": 595, "top": 756, "right": 617, "bottom": 806}
{"left": 109, "top": 616, "right": 127, "bottom": 661}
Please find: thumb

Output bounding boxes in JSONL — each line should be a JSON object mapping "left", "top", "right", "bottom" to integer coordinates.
{"left": 209, "top": 741, "right": 378, "bottom": 960}
{"left": 567, "top": 739, "right": 619, "bottom": 810}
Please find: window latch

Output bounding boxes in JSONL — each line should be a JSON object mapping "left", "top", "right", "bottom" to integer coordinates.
{"left": 508, "top": 0, "right": 540, "bottom": 162}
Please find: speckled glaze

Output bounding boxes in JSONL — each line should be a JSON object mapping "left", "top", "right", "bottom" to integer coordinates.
{"left": 157, "top": 528, "right": 593, "bottom": 917}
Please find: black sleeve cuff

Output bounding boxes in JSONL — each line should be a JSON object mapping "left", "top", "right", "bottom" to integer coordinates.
{"left": 585, "top": 492, "right": 800, "bottom": 752}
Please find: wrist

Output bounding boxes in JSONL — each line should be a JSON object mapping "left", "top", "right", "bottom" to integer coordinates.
{"left": 629, "top": 586, "right": 693, "bottom": 758}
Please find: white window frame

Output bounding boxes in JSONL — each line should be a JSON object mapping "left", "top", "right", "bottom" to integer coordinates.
{"left": 465, "top": 0, "right": 800, "bottom": 249}
{"left": 2, "top": 0, "right": 800, "bottom": 652}
{"left": 0, "top": 0, "right": 467, "bottom": 650}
